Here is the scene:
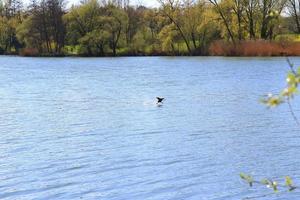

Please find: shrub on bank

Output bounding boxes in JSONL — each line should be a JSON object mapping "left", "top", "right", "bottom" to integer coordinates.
{"left": 19, "top": 48, "right": 39, "bottom": 57}
{"left": 209, "top": 40, "right": 300, "bottom": 56}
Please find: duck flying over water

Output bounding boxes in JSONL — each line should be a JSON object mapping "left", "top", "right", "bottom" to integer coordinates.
{"left": 156, "top": 97, "right": 164, "bottom": 104}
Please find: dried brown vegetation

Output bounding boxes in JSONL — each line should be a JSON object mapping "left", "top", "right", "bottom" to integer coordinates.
{"left": 209, "top": 40, "right": 300, "bottom": 56}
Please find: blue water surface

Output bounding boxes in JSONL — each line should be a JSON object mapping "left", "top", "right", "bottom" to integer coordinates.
{"left": 0, "top": 56, "right": 300, "bottom": 200}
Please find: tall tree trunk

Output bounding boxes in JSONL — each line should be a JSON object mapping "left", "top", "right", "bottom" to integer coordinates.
{"left": 209, "top": 0, "right": 236, "bottom": 44}
{"left": 191, "top": 32, "right": 197, "bottom": 49}
{"left": 289, "top": 0, "right": 300, "bottom": 33}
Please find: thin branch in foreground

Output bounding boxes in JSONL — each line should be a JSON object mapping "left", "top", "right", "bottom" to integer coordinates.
{"left": 286, "top": 97, "right": 300, "bottom": 127}
{"left": 240, "top": 173, "right": 297, "bottom": 193}
{"left": 286, "top": 57, "right": 297, "bottom": 75}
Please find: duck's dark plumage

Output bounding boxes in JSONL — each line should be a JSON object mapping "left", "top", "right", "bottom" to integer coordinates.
{"left": 156, "top": 97, "right": 164, "bottom": 103}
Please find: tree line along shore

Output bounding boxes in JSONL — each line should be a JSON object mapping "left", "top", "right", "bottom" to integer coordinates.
{"left": 2, "top": 0, "right": 300, "bottom": 57}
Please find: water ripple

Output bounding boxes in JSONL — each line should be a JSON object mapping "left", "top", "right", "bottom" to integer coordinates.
{"left": 0, "top": 56, "right": 299, "bottom": 200}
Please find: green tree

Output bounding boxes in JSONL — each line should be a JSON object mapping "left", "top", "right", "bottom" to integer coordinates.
{"left": 158, "top": 0, "right": 193, "bottom": 54}
{"left": 286, "top": 0, "right": 300, "bottom": 33}
{"left": 0, "top": 16, "right": 21, "bottom": 53}
{"left": 17, "top": 0, "right": 65, "bottom": 55}
{"left": 64, "top": 0, "right": 103, "bottom": 55}
{"left": 103, "top": 5, "right": 128, "bottom": 56}
{"left": 64, "top": 1, "right": 128, "bottom": 56}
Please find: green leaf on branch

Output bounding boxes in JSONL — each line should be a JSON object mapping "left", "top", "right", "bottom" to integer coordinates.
{"left": 271, "top": 181, "right": 278, "bottom": 192}
{"left": 287, "top": 73, "right": 296, "bottom": 86}
{"left": 240, "top": 173, "right": 254, "bottom": 187}
{"left": 297, "top": 67, "right": 300, "bottom": 75}
{"left": 285, "top": 176, "right": 296, "bottom": 191}
{"left": 286, "top": 176, "right": 293, "bottom": 187}
{"left": 261, "top": 179, "right": 278, "bottom": 192}
{"left": 261, "top": 178, "right": 271, "bottom": 185}
{"left": 282, "top": 86, "right": 298, "bottom": 97}
{"left": 261, "top": 94, "right": 284, "bottom": 107}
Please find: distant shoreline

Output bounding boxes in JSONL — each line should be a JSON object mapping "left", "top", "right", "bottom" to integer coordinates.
{"left": 3, "top": 53, "right": 299, "bottom": 58}
{"left": 2, "top": 54, "right": 299, "bottom": 57}
{"left": 6, "top": 41, "right": 300, "bottom": 58}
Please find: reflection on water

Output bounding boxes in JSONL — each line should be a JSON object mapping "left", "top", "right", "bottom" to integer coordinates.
{"left": 0, "top": 56, "right": 300, "bottom": 199}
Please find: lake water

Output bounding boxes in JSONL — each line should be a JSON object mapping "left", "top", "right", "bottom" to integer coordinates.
{"left": 0, "top": 56, "right": 300, "bottom": 200}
